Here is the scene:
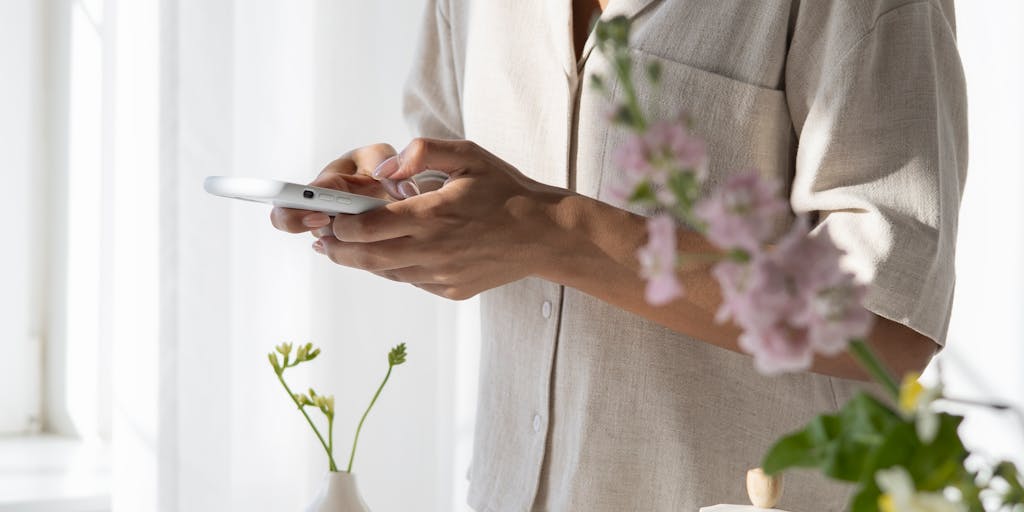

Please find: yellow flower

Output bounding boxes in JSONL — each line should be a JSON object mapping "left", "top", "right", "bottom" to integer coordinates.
{"left": 899, "top": 372, "right": 925, "bottom": 414}
{"left": 879, "top": 493, "right": 897, "bottom": 512}
{"left": 897, "top": 372, "right": 942, "bottom": 443}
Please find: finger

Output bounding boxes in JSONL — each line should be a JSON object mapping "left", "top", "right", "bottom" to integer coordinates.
{"left": 271, "top": 207, "right": 331, "bottom": 233}
{"left": 314, "top": 236, "right": 420, "bottom": 271}
{"left": 348, "top": 143, "right": 397, "bottom": 177}
{"left": 317, "top": 143, "right": 396, "bottom": 180}
{"left": 330, "top": 200, "right": 427, "bottom": 243}
{"left": 374, "top": 138, "right": 485, "bottom": 181}
{"left": 311, "top": 223, "right": 334, "bottom": 239}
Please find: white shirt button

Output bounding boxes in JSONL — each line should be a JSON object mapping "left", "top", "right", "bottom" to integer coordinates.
{"left": 532, "top": 414, "right": 543, "bottom": 433}
{"left": 541, "top": 300, "right": 552, "bottom": 319}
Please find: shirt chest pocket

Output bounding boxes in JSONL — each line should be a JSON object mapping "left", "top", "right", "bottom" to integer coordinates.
{"left": 575, "top": 49, "right": 796, "bottom": 207}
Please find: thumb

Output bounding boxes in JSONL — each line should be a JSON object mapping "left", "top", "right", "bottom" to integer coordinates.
{"left": 372, "top": 138, "right": 476, "bottom": 181}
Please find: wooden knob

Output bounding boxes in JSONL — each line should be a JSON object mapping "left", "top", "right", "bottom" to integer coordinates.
{"left": 746, "top": 468, "right": 783, "bottom": 509}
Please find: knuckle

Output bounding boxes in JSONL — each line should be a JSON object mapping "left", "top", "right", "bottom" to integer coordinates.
{"left": 442, "top": 287, "right": 473, "bottom": 301}
{"left": 406, "top": 137, "right": 431, "bottom": 159}
{"left": 432, "top": 265, "right": 459, "bottom": 284}
{"left": 333, "top": 216, "right": 365, "bottom": 242}
{"left": 366, "top": 142, "right": 396, "bottom": 155}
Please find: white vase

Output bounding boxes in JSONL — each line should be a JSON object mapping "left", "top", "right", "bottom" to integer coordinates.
{"left": 306, "top": 471, "right": 370, "bottom": 512}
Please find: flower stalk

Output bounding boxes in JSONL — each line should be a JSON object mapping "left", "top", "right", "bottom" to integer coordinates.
{"left": 847, "top": 339, "right": 900, "bottom": 400}
{"left": 269, "top": 342, "right": 407, "bottom": 474}
{"left": 346, "top": 343, "right": 407, "bottom": 473}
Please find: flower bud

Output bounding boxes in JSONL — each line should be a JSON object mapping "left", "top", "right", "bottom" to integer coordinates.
{"left": 306, "top": 348, "right": 321, "bottom": 361}
{"left": 388, "top": 343, "right": 408, "bottom": 366}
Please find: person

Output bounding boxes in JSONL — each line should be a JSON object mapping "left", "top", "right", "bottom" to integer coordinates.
{"left": 271, "top": 0, "right": 967, "bottom": 510}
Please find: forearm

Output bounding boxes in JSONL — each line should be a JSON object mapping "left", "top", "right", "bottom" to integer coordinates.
{"left": 534, "top": 190, "right": 936, "bottom": 381}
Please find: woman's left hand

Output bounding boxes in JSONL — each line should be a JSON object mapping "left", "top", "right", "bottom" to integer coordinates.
{"left": 312, "top": 138, "right": 575, "bottom": 300}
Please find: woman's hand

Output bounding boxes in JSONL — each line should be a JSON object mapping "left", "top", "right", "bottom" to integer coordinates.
{"left": 312, "top": 138, "right": 576, "bottom": 299}
{"left": 270, "top": 143, "right": 400, "bottom": 234}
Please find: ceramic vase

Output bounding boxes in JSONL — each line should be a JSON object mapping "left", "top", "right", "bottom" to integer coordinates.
{"left": 306, "top": 471, "right": 370, "bottom": 512}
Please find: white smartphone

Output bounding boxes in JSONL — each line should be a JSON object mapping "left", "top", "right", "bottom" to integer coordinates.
{"left": 203, "top": 176, "right": 389, "bottom": 215}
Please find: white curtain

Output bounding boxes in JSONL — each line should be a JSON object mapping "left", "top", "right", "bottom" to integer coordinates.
{"left": 131, "top": 1, "right": 478, "bottom": 511}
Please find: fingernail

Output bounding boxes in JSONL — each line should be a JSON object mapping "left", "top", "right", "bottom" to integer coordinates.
{"left": 312, "top": 240, "right": 325, "bottom": 254}
{"left": 398, "top": 180, "right": 419, "bottom": 198}
{"left": 373, "top": 155, "right": 399, "bottom": 179}
{"left": 303, "top": 214, "right": 330, "bottom": 228}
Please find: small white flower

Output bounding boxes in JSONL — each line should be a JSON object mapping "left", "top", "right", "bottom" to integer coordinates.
{"left": 875, "top": 466, "right": 965, "bottom": 512}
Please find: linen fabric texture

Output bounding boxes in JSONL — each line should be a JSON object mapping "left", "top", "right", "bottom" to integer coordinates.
{"left": 403, "top": 0, "right": 967, "bottom": 510}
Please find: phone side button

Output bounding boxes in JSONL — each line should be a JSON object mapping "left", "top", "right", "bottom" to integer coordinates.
{"left": 336, "top": 197, "right": 351, "bottom": 205}
{"left": 318, "top": 193, "right": 335, "bottom": 201}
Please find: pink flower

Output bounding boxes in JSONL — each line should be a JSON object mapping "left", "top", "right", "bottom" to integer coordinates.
{"left": 694, "top": 171, "right": 788, "bottom": 253}
{"left": 637, "top": 214, "right": 684, "bottom": 305}
{"left": 612, "top": 133, "right": 651, "bottom": 178}
{"left": 775, "top": 222, "right": 874, "bottom": 355}
{"left": 610, "top": 119, "right": 707, "bottom": 206}
{"left": 739, "top": 326, "right": 815, "bottom": 375}
{"left": 799, "top": 273, "right": 874, "bottom": 355}
{"left": 711, "top": 256, "right": 791, "bottom": 330}
{"left": 711, "top": 218, "right": 874, "bottom": 374}
{"left": 644, "top": 119, "right": 707, "bottom": 175}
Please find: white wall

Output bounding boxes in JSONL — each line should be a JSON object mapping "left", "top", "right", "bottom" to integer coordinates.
{"left": 0, "top": 0, "right": 44, "bottom": 435}
{"left": 938, "top": 1, "right": 1024, "bottom": 468}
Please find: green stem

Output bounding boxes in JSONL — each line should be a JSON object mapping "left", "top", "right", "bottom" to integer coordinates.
{"left": 347, "top": 364, "right": 394, "bottom": 473}
{"left": 676, "top": 252, "right": 728, "bottom": 266}
{"left": 276, "top": 372, "right": 338, "bottom": 471}
{"left": 615, "top": 58, "right": 647, "bottom": 132}
{"left": 848, "top": 339, "right": 899, "bottom": 400}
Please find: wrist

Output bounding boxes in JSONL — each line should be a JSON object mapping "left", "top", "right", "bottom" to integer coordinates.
{"left": 513, "top": 182, "right": 587, "bottom": 281}
{"left": 528, "top": 187, "right": 647, "bottom": 286}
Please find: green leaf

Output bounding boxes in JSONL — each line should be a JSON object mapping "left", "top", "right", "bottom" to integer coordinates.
{"left": 612, "top": 104, "right": 638, "bottom": 126}
{"left": 666, "top": 170, "right": 699, "bottom": 209}
{"left": 763, "top": 430, "right": 817, "bottom": 474}
{"left": 595, "top": 16, "right": 631, "bottom": 47}
{"left": 849, "top": 483, "right": 882, "bottom": 512}
{"left": 646, "top": 61, "right": 662, "bottom": 83}
{"left": 762, "top": 393, "right": 903, "bottom": 483}
{"left": 905, "top": 413, "right": 967, "bottom": 491}
{"left": 628, "top": 181, "right": 656, "bottom": 204}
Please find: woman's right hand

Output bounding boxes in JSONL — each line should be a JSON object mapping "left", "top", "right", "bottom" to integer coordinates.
{"left": 270, "top": 143, "right": 399, "bottom": 234}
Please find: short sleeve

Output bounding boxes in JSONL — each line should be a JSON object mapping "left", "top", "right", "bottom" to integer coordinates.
{"left": 786, "top": 2, "right": 968, "bottom": 346}
{"left": 402, "top": 0, "right": 465, "bottom": 139}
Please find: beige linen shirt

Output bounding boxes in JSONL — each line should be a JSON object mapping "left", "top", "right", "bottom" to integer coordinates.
{"left": 403, "top": 1, "right": 967, "bottom": 511}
